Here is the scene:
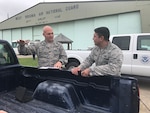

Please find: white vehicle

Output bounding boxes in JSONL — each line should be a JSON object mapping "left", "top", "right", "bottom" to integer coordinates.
{"left": 12, "top": 40, "right": 19, "bottom": 54}
{"left": 66, "top": 33, "right": 150, "bottom": 78}
{"left": 65, "top": 50, "right": 91, "bottom": 70}
{"left": 110, "top": 33, "right": 150, "bottom": 78}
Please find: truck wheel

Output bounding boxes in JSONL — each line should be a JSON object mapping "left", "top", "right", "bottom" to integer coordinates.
{"left": 66, "top": 62, "right": 80, "bottom": 71}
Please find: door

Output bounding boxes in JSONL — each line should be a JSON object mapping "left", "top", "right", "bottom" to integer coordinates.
{"left": 132, "top": 34, "right": 150, "bottom": 77}
{"left": 112, "top": 35, "right": 132, "bottom": 75}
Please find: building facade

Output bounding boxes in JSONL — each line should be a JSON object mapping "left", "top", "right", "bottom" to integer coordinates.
{"left": 0, "top": 1, "right": 150, "bottom": 49}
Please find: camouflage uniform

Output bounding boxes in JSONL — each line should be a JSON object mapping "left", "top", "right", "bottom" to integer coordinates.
{"left": 18, "top": 40, "right": 68, "bottom": 67}
{"left": 79, "top": 42, "right": 123, "bottom": 76}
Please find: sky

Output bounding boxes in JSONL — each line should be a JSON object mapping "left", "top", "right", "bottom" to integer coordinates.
{"left": 0, "top": 0, "right": 92, "bottom": 22}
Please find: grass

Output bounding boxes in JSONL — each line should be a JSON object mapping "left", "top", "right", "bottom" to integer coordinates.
{"left": 18, "top": 58, "right": 38, "bottom": 67}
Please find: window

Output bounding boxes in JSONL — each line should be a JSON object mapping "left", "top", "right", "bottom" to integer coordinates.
{"left": 12, "top": 41, "right": 18, "bottom": 48}
{"left": 112, "top": 36, "right": 130, "bottom": 50}
{"left": 0, "top": 43, "right": 16, "bottom": 65}
{"left": 0, "top": 44, "right": 8, "bottom": 64}
{"left": 137, "top": 35, "right": 150, "bottom": 51}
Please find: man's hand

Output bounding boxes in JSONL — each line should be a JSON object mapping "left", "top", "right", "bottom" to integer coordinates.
{"left": 71, "top": 67, "right": 81, "bottom": 75}
{"left": 81, "top": 68, "right": 90, "bottom": 77}
{"left": 17, "top": 40, "right": 29, "bottom": 46}
{"left": 0, "top": 110, "right": 8, "bottom": 113}
{"left": 17, "top": 40, "right": 26, "bottom": 46}
{"left": 54, "top": 61, "right": 62, "bottom": 69}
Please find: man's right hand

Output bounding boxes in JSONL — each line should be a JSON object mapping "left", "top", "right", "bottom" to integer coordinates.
{"left": 71, "top": 67, "right": 81, "bottom": 75}
{"left": 17, "top": 40, "right": 25, "bottom": 45}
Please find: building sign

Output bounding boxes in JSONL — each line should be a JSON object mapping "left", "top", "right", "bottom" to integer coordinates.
{"left": 14, "top": 4, "right": 80, "bottom": 25}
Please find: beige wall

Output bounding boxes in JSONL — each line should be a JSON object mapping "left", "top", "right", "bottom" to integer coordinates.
{"left": 0, "top": 1, "right": 150, "bottom": 32}
{"left": 140, "top": 4, "right": 150, "bottom": 32}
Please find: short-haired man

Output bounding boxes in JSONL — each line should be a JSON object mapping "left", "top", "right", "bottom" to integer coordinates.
{"left": 17, "top": 25, "right": 68, "bottom": 69}
{"left": 71, "top": 27, "right": 123, "bottom": 77}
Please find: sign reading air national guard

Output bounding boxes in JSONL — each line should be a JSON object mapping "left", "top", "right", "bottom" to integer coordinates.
{"left": 22, "top": 4, "right": 79, "bottom": 24}
{"left": 0, "top": 3, "right": 81, "bottom": 29}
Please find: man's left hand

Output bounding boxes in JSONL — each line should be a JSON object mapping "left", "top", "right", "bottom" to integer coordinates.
{"left": 54, "top": 61, "right": 62, "bottom": 69}
{"left": 81, "top": 68, "right": 90, "bottom": 77}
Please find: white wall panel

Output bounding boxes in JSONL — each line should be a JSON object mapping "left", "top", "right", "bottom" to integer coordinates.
{"left": 22, "top": 27, "right": 33, "bottom": 40}
{"left": 94, "top": 15, "right": 118, "bottom": 35}
{"left": 118, "top": 12, "right": 141, "bottom": 34}
{"left": 12, "top": 29, "right": 21, "bottom": 41}
{"left": 3, "top": 30, "right": 11, "bottom": 44}
{"left": 0, "top": 31, "right": 2, "bottom": 39}
{"left": 33, "top": 26, "right": 43, "bottom": 41}
{"left": 74, "top": 19, "right": 94, "bottom": 49}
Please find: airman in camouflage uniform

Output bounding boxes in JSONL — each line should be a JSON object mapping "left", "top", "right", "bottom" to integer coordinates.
{"left": 17, "top": 25, "right": 68, "bottom": 68}
{"left": 71, "top": 27, "right": 123, "bottom": 77}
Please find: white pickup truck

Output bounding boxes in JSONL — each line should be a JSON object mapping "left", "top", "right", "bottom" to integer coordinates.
{"left": 66, "top": 33, "right": 150, "bottom": 78}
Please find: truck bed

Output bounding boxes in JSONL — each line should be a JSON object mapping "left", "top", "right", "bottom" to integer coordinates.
{"left": 0, "top": 90, "right": 59, "bottom": 113}
{"left": 0, "top": 90, "right": 109, "bottom": 113}
{"left": 0, "top": 65, "right": 139, "bottom": 113}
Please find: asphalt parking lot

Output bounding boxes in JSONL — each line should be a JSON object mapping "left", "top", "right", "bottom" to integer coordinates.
{"left": 138, "top": 79, "right": 150, "bottom": 113}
